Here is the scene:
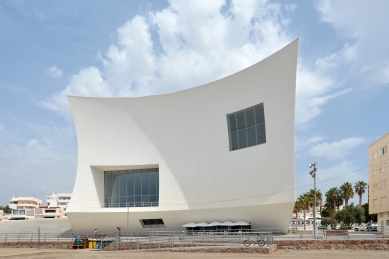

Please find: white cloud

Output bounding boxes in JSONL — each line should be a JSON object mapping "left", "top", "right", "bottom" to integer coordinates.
{"left": 284, "top": 4, "right": 297, "bottom": 13}
{"left": 317, "top": 0, "right": 389, "bottom": 87}
{"left": 40, "top": 67, "right": 112, "bottom": 123}
{"left": 295, "top": 63, "right": 351, "bottom": 126}
{"left": 315, "top": 43, "right": 357, "bottom": 72}
{"left": 309, "top": 137, "right": 366, "bottom": 160}
{"left": 45, "top": 66, "right": 63, "bottom": 78}
{"left": 41, "top": 0, "right": 349, "bottom": 129}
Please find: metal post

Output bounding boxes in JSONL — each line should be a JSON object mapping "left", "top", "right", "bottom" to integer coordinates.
{"left": 126, "top": 202, "right": 129, "bottom": 242}
{"left": 314, "top": 173, "right": 317, "bottom": 237}
{"left": 38, "top": 226, "right": 40, "bottom": 250}
{"left": 309, "top": 162, "right": 317, "bottom": 237}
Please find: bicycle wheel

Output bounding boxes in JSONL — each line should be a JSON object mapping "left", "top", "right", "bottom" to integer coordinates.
{"left": 243, "top": 239, "right": 251, "bottom": 247}
{"left": 257, "top": 239, "right": 265, "bottom": 247}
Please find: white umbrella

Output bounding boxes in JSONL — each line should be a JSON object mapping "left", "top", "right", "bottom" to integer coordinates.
{"left": 207, "top": 221, "right": 222, "bottom": 226}
{"left": 195, "top": 222, "right": 209, "bottom": 227}
{"left": 183, "top": 222, "right": 197, "bottom": 228}
{"left": 232, "top": 221, "right": 251, "bottom": 226}
{"left": 219, "top": 221, "right": 235, "bottom": 226}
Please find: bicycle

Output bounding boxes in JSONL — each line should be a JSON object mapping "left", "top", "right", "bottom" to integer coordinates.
{"left": 243, "top": 234, "right": 266, "bottom": 247}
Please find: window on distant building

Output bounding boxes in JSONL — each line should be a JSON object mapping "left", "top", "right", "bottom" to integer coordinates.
{"left": 374, "top": 152, "right": 378, "bottom": 159}
{"left": 104, "top": 168, "right": 159, "bottom": 208}
{"left": 381, "top": 197, "right": 386, "bottom": 205}
{"left": 381, "top": 164, "right": 387, "bottom": 172}
{"left": 139, "top": 218, "right": 165, "bottom": 228}
{"left": 227, "top": 103, "right": 266, "bottom": 151}
{"left": 374, "top": 199, "right": 378, "bottom": 206}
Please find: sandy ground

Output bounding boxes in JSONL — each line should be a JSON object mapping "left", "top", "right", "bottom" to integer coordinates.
{"left": 2, "top": 248, "right": 389, "bottom": 259}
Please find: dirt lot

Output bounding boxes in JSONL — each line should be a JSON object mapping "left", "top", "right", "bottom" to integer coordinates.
{"left": 2, "top": 249, "right": 389, "bottom": 259}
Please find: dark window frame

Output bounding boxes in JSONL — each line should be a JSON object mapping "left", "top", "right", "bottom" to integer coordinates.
{"left": 139, "top": 218, "right": 166, "bottom": 228}
{"left": 226, "top": 103, "right": 266, "bottom": 151}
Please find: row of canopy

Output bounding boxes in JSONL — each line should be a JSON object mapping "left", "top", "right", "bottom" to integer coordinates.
{"left": 183, "top": 221, "right": 250, "bottom": 228}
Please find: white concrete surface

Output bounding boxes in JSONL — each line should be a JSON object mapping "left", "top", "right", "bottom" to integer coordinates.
{"left": 67, "top": 39, "right": 298, "bottom": 233}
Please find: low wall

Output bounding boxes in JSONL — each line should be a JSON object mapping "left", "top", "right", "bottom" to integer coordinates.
{"left": 1, "top": 240, "right": 389, "bottom": 251}
{"left": 0, "top": 242, "right": 71, "bottom": 249}
{"left": 276, "top": 240, "right": 389, "bottom": 250}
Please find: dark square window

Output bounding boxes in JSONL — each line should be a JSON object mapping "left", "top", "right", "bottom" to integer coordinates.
{"left": 227, "top": 103, "right": 266, "bottom": 151}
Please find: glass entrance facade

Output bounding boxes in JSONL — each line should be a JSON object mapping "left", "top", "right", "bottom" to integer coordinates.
{"left": 104, "top": 168, "right": 159, "bottom": 207}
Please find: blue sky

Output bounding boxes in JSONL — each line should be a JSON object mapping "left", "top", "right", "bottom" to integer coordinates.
{"left": 1, "top": 0, "right": 388, "bottom": 206}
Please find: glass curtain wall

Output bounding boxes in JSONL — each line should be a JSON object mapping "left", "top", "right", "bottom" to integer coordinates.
{"left": 104, "top": 168, "right": 159, "bottom": 207}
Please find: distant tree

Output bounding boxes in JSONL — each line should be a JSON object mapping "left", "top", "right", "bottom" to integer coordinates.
{"left": 325, "top": 187, "right": 343, "bottom": 227}
{"left": 335, "top": 203, "right": 365, "bottom": 225}
{"left": 362, "top": 203, "right": 377, "bottom": 223}
{"left": 320, "top": 217, "right": 331, "bottom": 226}
{"left": 326, "top": 187, "right": 343, "bottom": 211}
{"left": 0, "top": 205, "right": 12, "bottom": 214}
{"left": 354, "top": 181, "right": 368, "bottom": 206}
{"left": 293, "top": 200, "right": 303, "bottom": 218}
{"left": 340, "top": 182, "right": 354, "bottom": 206}
{"left": 297, "top": 193, "right": 311, "bottom": 230}
{"left": 307, "top": 189, "right": 322, "bottom": 213}
{"left": 321, "top": 207, "right": 331, "bottom": 218}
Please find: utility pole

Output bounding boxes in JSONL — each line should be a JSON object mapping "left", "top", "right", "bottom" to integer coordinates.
{"left": 309, "top": 162, "right": 317, "bottom": 236}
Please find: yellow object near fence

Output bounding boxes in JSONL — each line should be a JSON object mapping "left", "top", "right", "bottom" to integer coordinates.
{"left": 89, "top": 239, "right": 97, "bottom": 249}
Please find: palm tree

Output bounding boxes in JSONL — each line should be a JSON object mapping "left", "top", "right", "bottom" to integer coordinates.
{"left": 326, "top": 187, "right": 341, "bottom": 211}
{"left": 307, "top": 189, "right": 322, "bottom": 220}
{"left": 325, "top": 187, "right": 340, "bottom": 227}
{"left": 340, "top": 182, "right": 354, "bottom": 206}
{"left": 293, "top": 200, "right": 303, "bottom": 228}
{"left": 297, "top": 193, "right": 311, "bottom": 230}
{"left": 307, "top": 189, "right": 322, "bottom": 209}
{"left": 354, "top": 180, "right": 368, "bottom": 206}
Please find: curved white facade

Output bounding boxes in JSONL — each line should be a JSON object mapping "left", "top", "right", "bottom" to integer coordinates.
{"left": 67, "top": 39, "right": 298, "bottom": 233}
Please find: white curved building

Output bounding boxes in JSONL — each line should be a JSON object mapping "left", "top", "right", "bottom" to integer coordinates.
{"left": 67, "top": 39, "right": 298, "bottom": 233}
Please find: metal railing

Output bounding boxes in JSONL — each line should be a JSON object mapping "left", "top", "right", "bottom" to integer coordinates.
{"left": 0, "top": 226, "right": 388, "bottom": 251}
{"left": 99, "top": 202, "right": 159, "bottom": 208}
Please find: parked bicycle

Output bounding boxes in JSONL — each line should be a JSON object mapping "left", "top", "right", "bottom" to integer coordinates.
{"left": 243, "top": 234, "right": 266, "bottom": 247}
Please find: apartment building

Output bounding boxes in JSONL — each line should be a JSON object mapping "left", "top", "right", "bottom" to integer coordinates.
{"left": 9, "top": 196, "right": 42, "bottom": 210}
{"left": 369, "top": 132, "right": 389, "bottom": 227}
{"left": 46, "top": 193, "right": 71, "bottom": 215}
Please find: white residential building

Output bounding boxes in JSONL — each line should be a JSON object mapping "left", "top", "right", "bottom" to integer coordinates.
{"left": 46, "top": 193, "right": 72, "bottom": 214}
{"left": 9, "top": 196, "right": 42, "bottom": 210}
{"left": 9, "top": 196, "right": 43, "bottom": 220}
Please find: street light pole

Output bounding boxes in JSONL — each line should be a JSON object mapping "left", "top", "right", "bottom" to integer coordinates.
{"left": 309, "top": 162, "right": 317, "bottom": 236}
